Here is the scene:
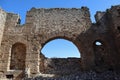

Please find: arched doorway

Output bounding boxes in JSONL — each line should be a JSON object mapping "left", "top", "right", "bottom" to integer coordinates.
{"left": 10, "top": 42, "right": 26, "bottom": 70}
{"left": 39, "top": 38, "right": 81, "bottom": 74}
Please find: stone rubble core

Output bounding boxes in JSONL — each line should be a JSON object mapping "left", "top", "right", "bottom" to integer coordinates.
{"left": 0, "top": 5, "right": 120, "bottom": 80}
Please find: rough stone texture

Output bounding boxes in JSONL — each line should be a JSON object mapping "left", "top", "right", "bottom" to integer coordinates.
{"left": 25, "top": 71, "right": 120, "bottom": 80}
{"left": 0, "top": 5, "right": 120, "bottom": 80}
{"left": 40, "top": 58, "right": 81, "bottom": 75}
{"left": 0, "top": 8, "right": 6, "bottom": 47}
{"left": 10, "top": 42, "right": 26, "bottom": 70}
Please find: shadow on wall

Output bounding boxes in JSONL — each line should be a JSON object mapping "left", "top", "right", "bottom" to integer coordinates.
{"left": 39, "top": 52, "right": 82, "bottom": 75}
{"left": 77, "top": 7, "right": 119, "bottom": 72}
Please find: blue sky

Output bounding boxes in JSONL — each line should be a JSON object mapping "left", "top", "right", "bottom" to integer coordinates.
{"left": 0, "top": 0, "right": 120, "bottom": 23}
{"left": 0, "top": 0, "right": 120, "bottom": 58}
{"left": 41, "top": 39, "right": 80, "bottom": 58}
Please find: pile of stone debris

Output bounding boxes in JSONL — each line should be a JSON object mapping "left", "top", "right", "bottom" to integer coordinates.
{"left": 24, "top": 71, "right": 120, "bottom": 80}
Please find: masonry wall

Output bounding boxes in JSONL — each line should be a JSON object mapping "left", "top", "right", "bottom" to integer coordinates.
{"left": 26, "top": 7, "right": 91, "bottom": 35}
{"left": 0, "top": 9, "right": 6, "bottom": 47}
{"left": 0, "top": 7, "right": 92, "bottom": 79}
{"left": 0, "top": 8, "right": 7, "bottom": 79}
{"left": 40, "top": 58, "right": 81, "bottom": 75}
{"left": 84, "top": 5, "right": 120, "bottom": 71}
{"left": 0, "top": 5, "right": 120, "bottom": 79}
{"left": 25, "top": 7, "right": 92, "bottom": 74}
{"left": 106, "top": 5, "right": 120, "bottom": 70}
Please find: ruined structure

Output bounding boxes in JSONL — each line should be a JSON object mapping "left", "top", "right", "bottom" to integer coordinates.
{"left": 0, "top": 5, "right": 120, "bottom": 80}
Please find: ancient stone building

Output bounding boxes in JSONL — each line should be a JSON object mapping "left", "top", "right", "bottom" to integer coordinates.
{"left": 0, "top": 5, "right": 120, "bottom": 80}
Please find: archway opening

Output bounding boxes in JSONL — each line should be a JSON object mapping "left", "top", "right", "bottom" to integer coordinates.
{"left": 10, "top": 42, "right": 26, "bottom": 70}
{"left": 41, "top": 39, "right": 80, "bottom": 58}
{"left": 40, "top": 39, "right": 81, "bottom": 74}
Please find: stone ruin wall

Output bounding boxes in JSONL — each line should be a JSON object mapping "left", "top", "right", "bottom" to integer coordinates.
{"left": 0, "top": 5, "right": 120, "bottom": 79}
{"left": 0, "top": 9, "right": 7, "bottom": 78}
{"left": 0, "top": 7, "right": 92, "bottom": 79}
{"left": 0, "top": 9, "right": 6, "bottom": 47}
{"left": 39, "top": 53, "right": 82, "bottom": 75}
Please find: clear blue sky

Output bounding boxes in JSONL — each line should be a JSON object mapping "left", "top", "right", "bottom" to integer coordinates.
{"left": 41, "top": 39, "right": 80, "bottom": 58}
{"left": 0, "top": 0, "right": 120, "bottom": 58}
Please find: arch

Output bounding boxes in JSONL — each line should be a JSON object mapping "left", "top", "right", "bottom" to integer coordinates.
{"left": 10, "top": 42, "right": 26, "bottom": 70}
{"left": 41, "top": 38, "right": 81, "bottom": 58}
{"left": 41, "top": 36, "right": 74, "bottom": 47}
{"left": 39, "top": 37, "right": 82, "bottom": 73}
{"left": 41, "top": 37, "right": 81, "bottom": 57}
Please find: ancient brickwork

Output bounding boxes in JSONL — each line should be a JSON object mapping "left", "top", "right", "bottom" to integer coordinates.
{"left": 0, "top": 9, "right": 6, "bottom": 47}
{"left": 40, "top": 58, "right": 81, "bottom": 75}
{"left": 25, "top": 7, "right": 92, "bottom": 74}
{"left": 0, "top": 5, "right": 120, "bottom": 80}
{"left": 0, "top": 8, "right": 7, "bottom": 79}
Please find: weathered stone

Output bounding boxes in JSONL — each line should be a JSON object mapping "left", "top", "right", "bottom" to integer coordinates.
{"left": 0, "top": 5, "right": 120, "bottom": 80}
